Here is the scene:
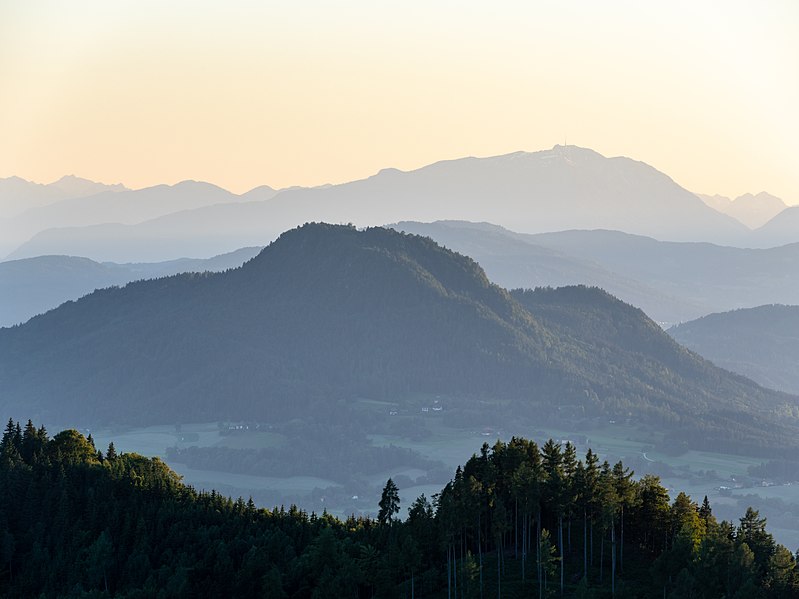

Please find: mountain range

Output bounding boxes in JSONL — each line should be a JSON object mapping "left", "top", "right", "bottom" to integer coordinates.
{"left": 669, "top": 305, "right": 799, "bottom": 396}
{"left": 699, "top": 192, "right": 788, "bottom": 229}
{"left": 5, "top": 146, "right": 769, "bottom": 263}
{"left": 7, "top": 219, "right": 799, "bottom": 329}
{"left": 0, "top": 247, "right": 262, "bottom": 328}
{"left": 392, "top": 221, "right": 799, "bottom": 325}
{"left": 0, "top": 174, "right": 127, "bottom": 219}
{"left": 0, "top": 180, "right": 277, "bottom": 258}
{"left": 1, "top": 223, "right": 796, "bottom": 455}
{"left": 751, "top": 206, "right": 799, "bottom": 247}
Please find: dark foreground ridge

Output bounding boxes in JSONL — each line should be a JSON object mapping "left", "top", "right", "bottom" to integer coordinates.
{"left": 1, "top": 419, "right": 797, "bottom": 597}
{"left": 1, "top": 224, "right": 797, "bottom": 454}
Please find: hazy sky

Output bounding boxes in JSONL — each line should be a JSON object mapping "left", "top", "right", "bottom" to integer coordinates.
{"left": 2, "top": 1, "right": 797, "bottom": 202}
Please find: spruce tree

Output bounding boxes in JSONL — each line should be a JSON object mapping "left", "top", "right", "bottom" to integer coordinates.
{"left": 378, "top": 478, "right": 400, "bottom": 525}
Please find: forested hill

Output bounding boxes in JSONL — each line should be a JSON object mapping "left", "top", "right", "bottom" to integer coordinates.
{"left": 512, "top": 287, "right": 798, "bottom": 453}
{"left": 1, "top": 421, "right": 797, "bottom": 597}
{"left": 0, "top": 224, "right": 797, "bottom": 453}
{"left": 669, "top": 305, "right": 799, "bottom": 395}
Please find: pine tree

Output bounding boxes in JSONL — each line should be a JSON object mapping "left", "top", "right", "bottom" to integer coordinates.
{"left": 106, "top": 442, "right": 117, "bottom": 461}
{"left": 378, "top": 478, "right": 400, "bottom": 526}
{"left": 698, "top": 495, "right": 712, "bottom": 524}
{"left": 0, "top": 419, "right": 16, "bottom": 453}
{"left": 0, "top": 419, "right": 21, "bottom": 466}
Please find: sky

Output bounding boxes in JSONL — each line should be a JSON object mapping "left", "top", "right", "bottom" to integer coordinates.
{"left": 1, "top": 1, "right": 797, "bottom": 203}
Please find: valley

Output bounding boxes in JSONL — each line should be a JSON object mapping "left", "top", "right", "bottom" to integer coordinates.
{"left": 86, "top": 410, "right": 799, "bottom": 552}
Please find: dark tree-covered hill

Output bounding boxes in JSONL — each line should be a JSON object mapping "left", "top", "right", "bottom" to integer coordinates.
{"left": 1, "top": 224, "right": 797, "bottom": 453}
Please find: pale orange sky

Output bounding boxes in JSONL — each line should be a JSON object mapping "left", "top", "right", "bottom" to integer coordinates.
{"left": 1, "top": 1, "right": 797, "bottom": 203}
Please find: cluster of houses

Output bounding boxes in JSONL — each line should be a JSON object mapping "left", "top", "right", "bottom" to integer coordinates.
{"left": 388, "top": 398, "right": 445, "bottom": 417}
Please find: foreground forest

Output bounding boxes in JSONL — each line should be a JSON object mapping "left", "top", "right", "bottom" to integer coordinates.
{"left": 1, "top": 419, "right": 797, "bottom": 598}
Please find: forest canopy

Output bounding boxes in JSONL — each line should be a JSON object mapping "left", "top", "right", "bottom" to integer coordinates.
{"left": 1, "top": 419, "right": 797, "bottom": 598}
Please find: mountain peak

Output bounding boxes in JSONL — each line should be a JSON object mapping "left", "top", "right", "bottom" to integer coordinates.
{"left": 50, "top": 174, "right": 127, "bottom": 191}
{"left": 172, "top": 180, "right": 228, "bottom": 192}
{"left": 54, "top": 174, "right": 89, "bottom": 183}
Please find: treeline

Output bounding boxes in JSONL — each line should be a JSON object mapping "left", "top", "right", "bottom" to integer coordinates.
{"left": 1, "top": 418, "right": 798, "bottom": 598}
{"left": 749, "top": 460, "right": 799, "bottom": 483}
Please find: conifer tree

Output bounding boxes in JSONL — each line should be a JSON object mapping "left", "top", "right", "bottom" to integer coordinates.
{"left": 378, "top": 478, "right": 400, "bottom": 526}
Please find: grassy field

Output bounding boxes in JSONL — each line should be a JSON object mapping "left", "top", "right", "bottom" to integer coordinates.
{"left": 91, "top": 422, "right": 287, "bottom": 456}
{"left": 173, "top": 467, "right": 339, "bottom": 494}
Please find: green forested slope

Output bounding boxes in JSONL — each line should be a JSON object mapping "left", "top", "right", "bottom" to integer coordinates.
{"left": 1, "top": 421, "right": 797, "bottom": 598}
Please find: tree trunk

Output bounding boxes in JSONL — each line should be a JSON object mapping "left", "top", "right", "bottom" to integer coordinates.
{"left": 537, "top": 512, "right": 542, "bottom": 599}
{"left": 600, "top": 532, "right": 604, "bottom": 583}
{"left": 448, "top": 545, "right": 451, "bottom": 599}
{"left": 568, "top": 518, "right": 572, "bottom": 553}
{"left": 559, "top": 515, "right": 564, "bottom": 596}
{"left": 515, "top": 499, "right": 518, "bottom": 559}
{"left": 583, "top": 508, "right": 588, "bottom": 581}
{"left": 611, "top": 523, "right": 616, "bottom": 597}
{"left": 522, "top": 513, "right": 526, "bottom": 582}
{"left": 620, "top": 506, "right": 624, "bottom": 573}
{"left": 452, "top": 545, "right": 458, "bottom": 599}
{"left": 462, "top": 529, "right": 466, "bottom": 599}
{"left": 478, "top": 513, "right": 483, "bottom": 599}
{"left": 497, "top": 536, "right": 501, "bottom": 599}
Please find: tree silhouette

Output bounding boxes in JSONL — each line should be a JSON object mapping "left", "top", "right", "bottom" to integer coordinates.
{"left": 378, "top": 478, "right": 400, "bottom": 526}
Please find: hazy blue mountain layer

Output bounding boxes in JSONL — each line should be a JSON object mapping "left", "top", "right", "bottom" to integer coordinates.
{"left": 669, "top": 304, "right": 799, "bottom": 395}
{"left": 392, "top": 221, "right": 799, "bottom": 325}
{"left": 699, "top": 191, "right": 788, "bottom": 229}
{"left": 0, "top": 247, "right": 263, "bottom": 328}
{"left": 6, "top": 146, "right": 752, "bottom": 262}
{"left": 2, "top": 180, "right": 276, "bottom": 259}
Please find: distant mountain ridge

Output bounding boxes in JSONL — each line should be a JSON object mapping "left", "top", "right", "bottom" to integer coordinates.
{"left": 1, "top": 223, "right": 796, "bottom": 455}
{"left": 0, "top": 175, "right": 127, "bottom": 219}
{"left": 1, "top": 180, "right": 278, "bottom": 259}
{"left": 698, "top": 191, "right": 788, "bottom": 229}
{"left": 391, "top": 221, "right": 799, "bottom": 325}
{"left": 4, "top": 146, "right": 755, "bottom": 262}
{"left": 391, "top": 221, "right": 704, "bottom": 324}
{"left": 669, "top": 305, "right": 799, "bottom": 395}
{"left": 0, "top": 247, "right": 263, "bottom": 328}
{"left": 754, "top": 207, "right": 799, "bottom": 247}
